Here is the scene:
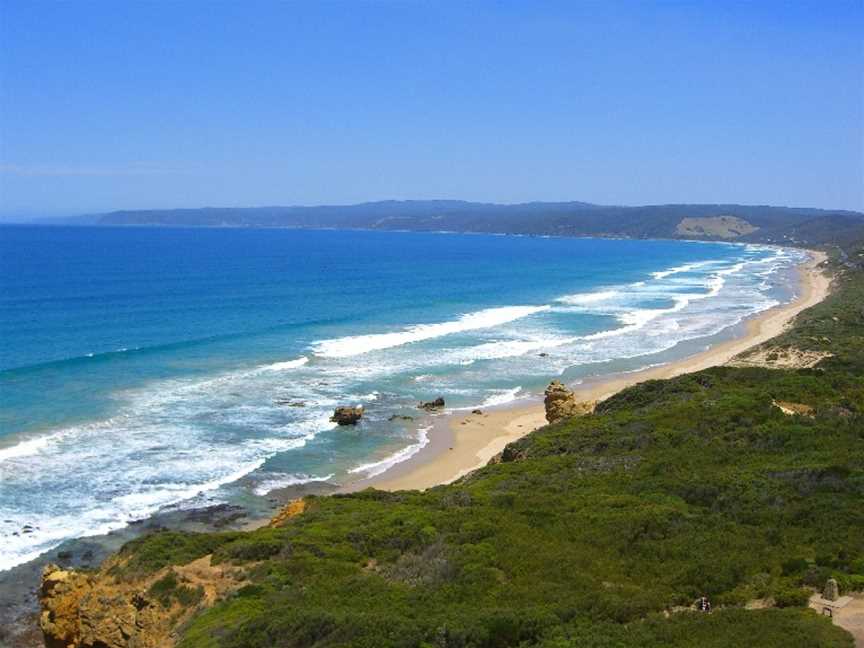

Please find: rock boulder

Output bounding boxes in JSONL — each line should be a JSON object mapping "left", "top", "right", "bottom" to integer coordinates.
{"left": 544, "top": 381, "right": 594, "bottom": 424}
{"left": 419, "top": 397, "right": 445, "bottom": 411}
{"left": 331, "top": 406, "right": 364, "bottom": 425}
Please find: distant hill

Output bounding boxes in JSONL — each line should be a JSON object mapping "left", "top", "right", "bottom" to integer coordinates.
{"left": 89, "top": 200, "right": 864, "bottom": 248}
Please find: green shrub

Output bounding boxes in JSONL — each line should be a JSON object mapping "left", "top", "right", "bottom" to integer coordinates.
{"left": 216, "top": 537, "right": 287, "bottom": 562}
{"left": 774, "top": 587, "right": 811, "bottom": 608}
{"left": 114, "top": 530, "right": 243, "bottom": 578}
{"left": 147, "top": 570, "right": 204, "bottom": 608}
{"left": 781, "top": 558, "right": 809, "bottom": 576}
{"left": 835, "top": 574, "right": 864, "bottom": 593}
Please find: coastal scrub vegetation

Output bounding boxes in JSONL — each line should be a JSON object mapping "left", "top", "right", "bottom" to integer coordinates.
{"left": 110, "top": 249, "right": 863, "bottom": 647}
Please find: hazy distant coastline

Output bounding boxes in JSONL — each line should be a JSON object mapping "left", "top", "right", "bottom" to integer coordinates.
{"left": 15, "top": 199, "right": 864, "bottom": 249}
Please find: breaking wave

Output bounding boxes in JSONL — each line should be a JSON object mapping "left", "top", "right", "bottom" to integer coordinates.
{"left": 312, "top": 305, "right": 550, "bottom": 358}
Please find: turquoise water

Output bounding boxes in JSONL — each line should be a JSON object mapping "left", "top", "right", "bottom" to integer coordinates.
{"left": 0, "top": 226, "right": 805, "bottom": 569}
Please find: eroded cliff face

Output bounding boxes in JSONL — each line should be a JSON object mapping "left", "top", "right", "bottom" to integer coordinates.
{"left": 39, "top": 553, "right": 245, "bottom": 648}
{"left": 543, "top": 380, "right": 595, "bottom": 424}
{"left": 267, "top": 498, "right": 306, "bottom": 528}
{"left": 38, "top": 499, "right": 310, "bottom": 648}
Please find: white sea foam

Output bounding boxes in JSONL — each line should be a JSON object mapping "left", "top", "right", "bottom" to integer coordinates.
{"left": 0, "top": 452, "right": 280, "bottom": 572}
{"left": 481, "top": 387, "right": 523, "bottom": 407}
{"left": 348, "top": 426, "right": 432, "bottom": 479}
{"left": 650, "top": 260, "right": 716, "bottom": 279}
{"left": 557, "top": 289, "right": 620, "bottom": 305}
{"left": 565, "top": 256, "right": 755, "bottom": 342}
{"left": 259, "top": 356, "right": 309, "bottom": 371}
{"left": 450, "top": 386, "right": 525, "bottom": 411}
{"left": 450, "top": 336, "right": 577, "bottom": 362}
{"left": 312, "top": 305, "right": 550, "bottom": 358}
{"left": 0, "top": 362, "right": 341, "bottom": 571}
{"left": 252, "top": 473, "right": 335, "bottom": 496}
{"left": 0, "top": 430, "right": 67, "bottom": 463}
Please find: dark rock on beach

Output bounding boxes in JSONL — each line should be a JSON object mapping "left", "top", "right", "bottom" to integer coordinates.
{"left": 388, "top": 414, "right": 414, "bottom": 422}
{"left": 419, "top": 397, "right": 445, "bottom": 411}
{"left": 331, "top": 406, "right": 364, "bottom": 425}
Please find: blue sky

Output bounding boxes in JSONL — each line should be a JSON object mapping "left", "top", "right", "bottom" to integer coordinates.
{"left": 1, "top": 0, "right": 862, "bottom": 217}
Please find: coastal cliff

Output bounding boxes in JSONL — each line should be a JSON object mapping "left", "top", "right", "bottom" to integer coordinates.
{"left": 40, "top": 555, "right": 245, "bottom": 648}
{"left": 38, "top": 500, "right": 312, "bottom": 648}
{"left": 38, "top": 247, "right": 864, "bottom": 647}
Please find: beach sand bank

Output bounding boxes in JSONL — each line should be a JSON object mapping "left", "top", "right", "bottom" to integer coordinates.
{"left": 352, "top": 249, "right": 831, "bottom": 493}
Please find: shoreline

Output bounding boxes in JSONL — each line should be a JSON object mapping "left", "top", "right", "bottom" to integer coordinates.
{"left": 0, "top": 247, "right": 832, "bottom": 647}
{"left": 351, "top": 249, "right": 830, "bottom": 493}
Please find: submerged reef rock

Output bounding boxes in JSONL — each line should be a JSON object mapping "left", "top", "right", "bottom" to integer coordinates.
{"left": 419, "top": 397, "right": 445, "bottom": 411}
{"left": 388, "top": 414, "right": 414, "bottom": 422}
{"left": 544, "top": 380, "right": 595, "bottom": 424}
{"left": 331, "top": 405, "right": 364, "bottom": 425}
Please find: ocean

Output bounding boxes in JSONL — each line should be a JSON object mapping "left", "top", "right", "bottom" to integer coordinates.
{"left": 0, "top": 226, "right": 806, "bottom": 571}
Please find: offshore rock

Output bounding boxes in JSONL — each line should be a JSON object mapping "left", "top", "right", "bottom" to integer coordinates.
{"left": 544, "top": 381, "right": 594, "bottom": 424}
{"left": 419, "top": 397, "right": 445, "bottom": 411}
{"left": 331, "top": 405, "right": 364, "bottom": 425}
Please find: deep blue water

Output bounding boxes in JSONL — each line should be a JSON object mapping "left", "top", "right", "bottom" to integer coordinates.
{"left": 0, "top": 225, "right": 805, "bottom": 569}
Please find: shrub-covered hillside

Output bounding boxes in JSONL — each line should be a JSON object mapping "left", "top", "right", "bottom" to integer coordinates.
{"left": 64, "top": 252, "right": 864, "bottom": 648}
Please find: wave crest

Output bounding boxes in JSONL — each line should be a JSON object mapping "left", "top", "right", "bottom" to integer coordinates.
{"left": 312, "top": 305, "right": 549, "bottom": 358}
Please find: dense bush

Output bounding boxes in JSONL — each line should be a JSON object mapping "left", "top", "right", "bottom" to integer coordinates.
{"left": 773, "top": 587, "right": 811, "bottom": 608}
{"left": 112, "top": 530, "right": 244, "bottom": 579}
{"left": 147, "top": 570, "right": 204, "bottom": 608}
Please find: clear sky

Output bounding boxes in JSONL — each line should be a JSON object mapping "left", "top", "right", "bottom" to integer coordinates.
{"left": 1, "top": 0, "right": 862, "bottom": 217}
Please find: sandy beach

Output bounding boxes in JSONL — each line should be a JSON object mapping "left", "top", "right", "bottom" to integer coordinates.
{"left": 353, "top": 249, "right": 831, "bottom": 493}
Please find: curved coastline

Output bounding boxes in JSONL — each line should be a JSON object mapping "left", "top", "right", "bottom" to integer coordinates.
{"left": 350, "top": 249, "right": 831, "bottom": 493}
{"left": 0, "top": 236, "right": 800, "bottom": 578}
{"left": 0, "top": 246, "right": 835, "bottom": 646}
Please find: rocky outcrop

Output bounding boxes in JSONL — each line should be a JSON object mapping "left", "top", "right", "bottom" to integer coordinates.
{"left": 419, "top": 397, "right": 445, "bottom": 411}
{"left": 331, "top": 405, "right": 364, "bottom": 425}
{"left": 40, "top": 554, "right": 246, "bottom": 648}
{"left": 40, "top": 565, "right": 90, "bottom": 648}
{"left": 40, "top": 561, "right": 176, "bottom": 648}
{"left": 543, "top": 381, "right": 595, "bottom": 424}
